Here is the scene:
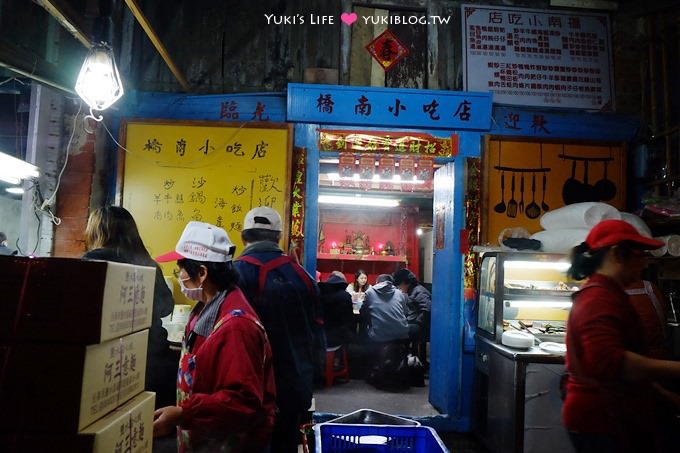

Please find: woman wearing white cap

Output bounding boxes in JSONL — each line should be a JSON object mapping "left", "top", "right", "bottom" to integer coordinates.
{"left": 153, "top": 221, "right": 276, "bottom": 452}
{"left": 563, "top": 219, "right": 680, "bottom": 453}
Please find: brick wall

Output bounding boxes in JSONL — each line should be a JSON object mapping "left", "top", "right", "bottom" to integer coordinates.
{"left": 52, "top": 118, "right": 96, "bottom": 258}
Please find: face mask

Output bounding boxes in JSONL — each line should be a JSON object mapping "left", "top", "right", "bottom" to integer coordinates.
{"left": 178, "top": 277, "right": 203, "bottom": 301}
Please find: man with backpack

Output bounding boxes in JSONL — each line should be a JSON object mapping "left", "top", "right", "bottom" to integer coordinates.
{"left": 234, "top": 207, "right": 325, "bottom": 453}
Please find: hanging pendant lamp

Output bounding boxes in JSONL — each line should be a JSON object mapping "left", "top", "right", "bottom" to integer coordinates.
{"left": 75, "top": 42, "right": 124, "bottom": 118}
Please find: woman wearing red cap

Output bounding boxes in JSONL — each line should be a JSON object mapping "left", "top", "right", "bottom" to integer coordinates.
{"left": 563, "top": 219, "right": 680, "bottom": 453}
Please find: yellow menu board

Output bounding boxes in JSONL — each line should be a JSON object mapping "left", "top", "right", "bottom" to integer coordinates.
{"left": 117, "top": 119, "right": 292, "bottom": 268}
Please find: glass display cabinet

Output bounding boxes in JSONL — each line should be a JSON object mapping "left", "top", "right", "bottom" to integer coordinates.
{"left": 472, "top": 251, "right": 579, "bottom": 453}
{"left": 477, "top": 251, "right": 579, "bottom": 345}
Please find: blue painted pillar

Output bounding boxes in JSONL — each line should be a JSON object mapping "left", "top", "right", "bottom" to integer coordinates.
{"left": 294, "top": 123, "right": 320, "bottom": 276}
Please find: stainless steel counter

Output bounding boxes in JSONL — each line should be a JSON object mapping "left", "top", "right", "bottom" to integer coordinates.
{"left": 472, "top": 336, "right": 574, "bottom": 453}
{"left": 477, "top": 336, "right": 566, "bottom": 364}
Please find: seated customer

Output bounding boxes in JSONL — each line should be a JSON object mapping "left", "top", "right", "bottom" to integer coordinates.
{"left": 361, "top": 274, "right": 409, "bottom": 343}
{"left": 346, "top": 269, "right": 371, "bottom": 309}
{"left": 361, "top": 274, "right": 410, "bottom": 391}
{"left": 319, "top": 271, "right": 355, "bottom": 348}
{"left": 393, "top": 269, "right": 431, "bottom": 340}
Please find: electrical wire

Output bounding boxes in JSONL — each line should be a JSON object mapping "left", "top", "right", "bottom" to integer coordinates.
{"left": 0, "top": 76, "right": 25, "bottom": 87}
{"left": 100, "top": 116, "right": 254, "bottom": 169}
{"left": 40, "top": 102, "right": 83, "bottom": 225}
{"left": 14, "top": 181, "right": 43, "bottom": 257}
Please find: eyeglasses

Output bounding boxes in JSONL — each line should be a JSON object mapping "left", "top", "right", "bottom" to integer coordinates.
{"left": 629, "top": 248, "right": 650, "bottom": 258}
{"left": 172, "top": 268, "right": 186, "bottom": 279}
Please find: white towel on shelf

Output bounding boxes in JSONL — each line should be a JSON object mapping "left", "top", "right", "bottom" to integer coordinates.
{"left": 649, "top": 238, "right": 668, "bottom": 257}
{"left": 619, "top": 212, "right": 653, "bottom": 237}
{"left": 540, "top": 202, "right": 620, "bottom": 230}
{"left": 657, "top": 235, "right": 680, "bottom": 256}
{"left": 530, "top": 228, "right": 590, "bottom": 253}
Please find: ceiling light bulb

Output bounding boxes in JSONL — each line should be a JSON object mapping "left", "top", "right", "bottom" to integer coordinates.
{"left": 75, "top": 42, "right": 124, "bottom": 111}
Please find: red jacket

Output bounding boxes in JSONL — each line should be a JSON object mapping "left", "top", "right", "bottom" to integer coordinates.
{"left": 180, "top": 287, "right": 276, "bottom": 450}
{"left": 563, "top": 274, "right": 659, "bottom": 451}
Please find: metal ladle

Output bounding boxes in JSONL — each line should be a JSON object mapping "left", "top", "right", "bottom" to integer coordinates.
{"left": 541, "top": 172, "right": 550, "bottom": 212}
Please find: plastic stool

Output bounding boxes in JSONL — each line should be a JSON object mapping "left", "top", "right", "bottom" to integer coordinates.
{"left": 325, "top": 345, "right": 350, "bottom": 387}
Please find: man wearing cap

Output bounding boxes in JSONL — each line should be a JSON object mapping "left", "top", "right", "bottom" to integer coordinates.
{"left": 563, "top": 219, "right": 680, "bottom": 453}
{"left": 234, "top": 207, "right": 324, "bottom": 453}
{"left": 153, "top": 221, "right": 276, "bottom": 452}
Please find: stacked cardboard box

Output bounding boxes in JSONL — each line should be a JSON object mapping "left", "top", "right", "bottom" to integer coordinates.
{"left": 0, "top": 256, "right": 158, "bottom": 452}
{"left": 1, "top": 392, "right": 156, "bottom": 453}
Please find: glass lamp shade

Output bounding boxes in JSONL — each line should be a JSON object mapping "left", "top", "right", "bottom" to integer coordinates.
{"left": 75, "top": 42, "right": 124, "bottom": 111}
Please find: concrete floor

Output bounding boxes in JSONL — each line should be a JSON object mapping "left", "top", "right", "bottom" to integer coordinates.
{"left": 313, "top": 378, "right": 438, "bottom": 417}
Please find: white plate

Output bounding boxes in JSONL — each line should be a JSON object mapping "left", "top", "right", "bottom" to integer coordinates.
{"left": 501, "top": 330, "right": 534, "bottom": 349}
{"left": 539, "top": 342, "right": 567, "bottom": 354}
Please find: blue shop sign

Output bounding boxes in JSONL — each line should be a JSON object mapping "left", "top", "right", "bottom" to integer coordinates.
{"left": 492, "top": 105, "right": 640, "bottom": 142}
{"left": 287, "top": 83, "right": 492, "bottom": 131}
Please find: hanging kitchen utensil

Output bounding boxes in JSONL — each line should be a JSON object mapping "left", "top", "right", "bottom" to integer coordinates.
{"left": 541, "top": 172, "right": 550, "bottom": 212}
{"left": 594, "top": 148, "right": 617, "bottom": 201}
{"left": 562, "top": 159, "right": 582, "bottom": 205}
{"left": 518, "top": 173, "right": 525, "bottom": 214}
{"left": 525, "top": 173, "right": 541, "bottom": 219}
{"left": 539, "top": 144, "right": 549, "bottom": 212}
{"left": 493, "top": 142, "right": 507, "bottom": 213}
{"left": 494, "top": 172, "right": 507, "bottom": 213}
{"left": 507, "top": 172, "right": 518, "bottom": 218}
{"left": 580, "top": 160, "right": 598, "bottom": 202}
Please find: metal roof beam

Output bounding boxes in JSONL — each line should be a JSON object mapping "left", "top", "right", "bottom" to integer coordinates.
{"left": 0, "top": 36, "right": 75, "bottom": 94}
{"left": 33, "top": 0, "right": 92, "bottom": 48}
{"left": 123, "top": 0, "right": 191, "bottom": 92}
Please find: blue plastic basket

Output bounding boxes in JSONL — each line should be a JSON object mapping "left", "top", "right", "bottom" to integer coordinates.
{"left": 314, "top": 424, "right": 449, "bottom": 453}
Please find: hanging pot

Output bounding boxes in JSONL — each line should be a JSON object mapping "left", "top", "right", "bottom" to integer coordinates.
{"left": 594, "top": 160, "right": 617, "bottom": 201}
{"left": 562, "top": 160, "right": 582, "bottom": 205}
